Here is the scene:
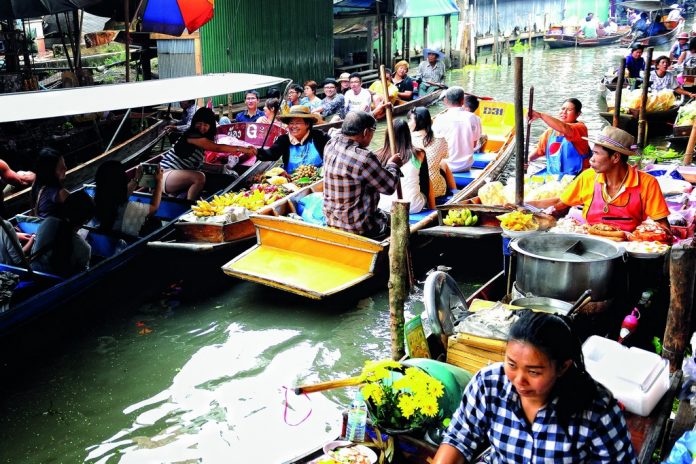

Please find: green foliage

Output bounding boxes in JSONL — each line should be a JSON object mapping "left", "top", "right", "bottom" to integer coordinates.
{"left": 511, "top": 40, "right": 529, "bottom": 52}
{"left": 652, "top": 336, "right": 663, "bottom": 355}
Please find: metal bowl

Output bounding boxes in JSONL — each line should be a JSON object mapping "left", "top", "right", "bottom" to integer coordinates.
{"left": 509, "top": 297, "right": 574, "bottom": 316}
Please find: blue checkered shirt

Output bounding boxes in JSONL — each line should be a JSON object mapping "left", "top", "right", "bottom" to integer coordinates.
{"left": 442, "top": 363, "right": 636, "bottom": 463}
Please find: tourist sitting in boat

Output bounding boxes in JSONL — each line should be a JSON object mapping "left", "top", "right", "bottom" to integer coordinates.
{"left": 547, "top": 126, "right": 671, "bottom": 236}
{"left": 94, "top": 161, "right": 163, "bottom": 237}
{"left": 0, "top": 158, "right": 34, "bottom": 216}
{"left": 0, "top": 216, "right": 32, "bottom": 267}
{"left": 650, "top": 55, "right": 696, "bottom": 99}
{"left": 416, "top": 48, "right": 446, "bottom": 95}
{"left": 234, "top": 90, "right": 264, "bottom": 123}
{"left": 31, "top": 190, "right": 95, "bottom": 277}
{"left": 368, "top": 68, "right": 399, "bottom": 119}
{"left": 667, "top": 3, "right": 684, "bottom": 22}
{"left": 605, "top": 18, "right": 618, "bottom": 35}
{"left": 256, "top": 105, "right": 329, "bottom": 174}
{"left": 432, "top": 310, "right": 636, "bottom": 464}
{"left": 312, "top": 78, "right": 344, "bottom": 122}
{"left": 31, "top": 147, "right": 69, "bottom": 218}
{"left": 256, "top": 98, "right": 285, "bottom": 127}
{"left": 280, "top": 84, "right": 303, "bottom": 114}
{"left": 337, "top": 72, "right": 350, "bottom": 95}
{"left": 647, "top": 14, "right": 668, "bottom": 37}
{"left": 670, "top": 32, "right": 689, "bottom": 62}
{"left": 528, "top": 98, "right": 590, "bottom": 176}
{"left": 393, "top": 60, "right": 414, "bottom": 102}
{"left": 464, "top": 95, "right": 486, "bottom": 152}
{"left": 323, "top": 111, "right": 401, "bottom": 239}
{"left": 159, "top": 107, "right": 256, "bottom": 201}
{"left": 166, "top": 99, "right": 197, "bottom": 143}
{"left": 433, "top": 87, "right": 479, "bottom": 173}
{"left": 677, "top": 37, "right": 696, "bottom": 67}
{"left": 377, "top": 119, "right": 434, "bottom": 214}
{"left": 344, "top": 73, "right": 373, "bottom": 115}
{"left": 630, "top": 12, "right": 649, "bottom": 45}
{"left": 408, "top": 107, "right": 456, "bottom": 197}
{"left": 580, "top": 12, "right": 598, "bottom": 38}
{"left": 300, "top": 80, "right": 323, "bottom": 113}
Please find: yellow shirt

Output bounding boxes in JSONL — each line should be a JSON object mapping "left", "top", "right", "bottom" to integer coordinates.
{"left": 368, "top": 81, "right": 398, "bottom": 103}
{"left": 560, "top": 166, "right": 670, "bottom": 220}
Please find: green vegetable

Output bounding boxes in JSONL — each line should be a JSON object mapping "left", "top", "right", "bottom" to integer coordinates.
{"left": 652, "top": 336, "right": 663, "bottom": 355}
{"left": 677, "top": 100, "right": 696, "bottom": 126}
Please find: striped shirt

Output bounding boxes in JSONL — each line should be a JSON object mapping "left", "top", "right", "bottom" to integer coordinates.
{"left": 323, "top": 134, "right": 399, "bottom": 235}
{"left": 443, "top": 363, "right": 636, "bottom": 464}
{"left": 160, "top": 134, "right": 205, "bottom": 171}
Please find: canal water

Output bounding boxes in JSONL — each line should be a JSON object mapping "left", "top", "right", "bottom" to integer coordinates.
{"left": 0, "top": 41, "right": 677, "bottom": 463}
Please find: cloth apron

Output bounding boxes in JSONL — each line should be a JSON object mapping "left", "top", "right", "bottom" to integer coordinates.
{"left": 545, "top": 130, "right": 587, "bottom": 175}
{"left": 586, "top": 177, "right": 643, "bottom": 231}
{"left": 286, "top": 141, "right": 323, "bottom": 173}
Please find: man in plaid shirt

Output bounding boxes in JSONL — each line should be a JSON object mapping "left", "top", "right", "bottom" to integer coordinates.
{"left": 323, "top": 111, "right": 402, "bottom": 238}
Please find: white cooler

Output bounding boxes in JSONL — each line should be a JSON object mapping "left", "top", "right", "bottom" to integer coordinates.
{"left": 582, "top": 336, "right": 670, "bottom": 416}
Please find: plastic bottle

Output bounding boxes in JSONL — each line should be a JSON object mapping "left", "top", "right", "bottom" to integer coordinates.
{"left": 345, "top": 390, "right": 368, "bottom": 443}
{"left": 618, "top": 308, "right": 640, "bottom": 343}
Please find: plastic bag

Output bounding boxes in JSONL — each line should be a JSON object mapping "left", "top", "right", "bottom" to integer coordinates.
{"left": 662, "top": 430, "right": 696, "bottom": 464}
{"left": 296, "top": 192, "right": 326, "bottom": 226}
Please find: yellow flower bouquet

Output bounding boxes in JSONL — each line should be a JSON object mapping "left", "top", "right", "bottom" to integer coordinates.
{"left": 358, "top": 359, "right": 445, "bottom": 432}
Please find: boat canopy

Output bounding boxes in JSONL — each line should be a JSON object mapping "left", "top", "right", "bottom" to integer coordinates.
{"left": 0, "top": 73, "right": 289, "bottom": 123}
{"left": 617, "top": 1, "right": 670, "bottom": 11}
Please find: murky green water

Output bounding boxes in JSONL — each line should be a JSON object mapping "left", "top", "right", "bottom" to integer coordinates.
{"left": 0, "top": 42, "right": 677, "bottom": 463}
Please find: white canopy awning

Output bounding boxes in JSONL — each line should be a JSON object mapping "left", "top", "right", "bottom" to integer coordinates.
{"left": 0, "top": 73, "right": 289, "bottom": 123}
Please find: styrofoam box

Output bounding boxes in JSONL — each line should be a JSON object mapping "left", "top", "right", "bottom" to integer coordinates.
{"left": 582, "top": 336, "right": 670, "bottom": 417}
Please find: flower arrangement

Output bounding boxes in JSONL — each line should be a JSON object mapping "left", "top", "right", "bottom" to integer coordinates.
{"left": 358, "top": 359, "right": 444, "bottom": 432}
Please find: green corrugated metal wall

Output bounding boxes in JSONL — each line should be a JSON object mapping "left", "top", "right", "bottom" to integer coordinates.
{"left": 200, "top": 0, "right": 334, "bottom": 103}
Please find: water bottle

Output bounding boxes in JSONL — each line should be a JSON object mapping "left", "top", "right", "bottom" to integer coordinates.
{"left": 345, "top": 390, "right": 368, "bottom": 443}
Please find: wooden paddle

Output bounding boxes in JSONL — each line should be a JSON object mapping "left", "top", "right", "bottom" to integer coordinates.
{"left": 294, "top": 375, "right": 363, "bottom": 395}
{"left": 524, "top": 86, "right": 534, "bottom": 165}
{"left": 380, "top": 65, "right": 402, "bottom": 200}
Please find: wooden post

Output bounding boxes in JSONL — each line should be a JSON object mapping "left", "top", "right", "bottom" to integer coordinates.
{"left": 457, "top": 0, "right": 468, "bottom": 66}
{"left": 493, "top": 0, "right": 499, "bottom": 65}
{"left": 445, "top": 14, "right": 452, "bottom": 66}
{"left": 663, "top": 244, "right": 696, "bottom": 371}
{"left": 614, "top": 57, "right": 626, "bottom": 128}
{"left": 227, "top": 94, "right": 233, "bottom": 118}
{"left": 684, "top": 119, "right": 696, "bottom": 165}
{"left": 514, "top": 56, "right": 525, "bottom": 206}
{"left": 506, "top": 36, "right": 511, "bottom": 66}
{"left": 637, "top": 46, "right": 653, "bottom": 148}
{"left": 423, "top": 17, "right": 429, "bottom": 51}
{"left": 471, "top": 0, "right": 477, "bottom": 64}
{"left": 124, "top": 0, "right": 130, "bottom": 83}
{"left": 389, "top": 200, "right": 410, "bottom": 361}
{"left": 528, "top": 13, "right": 533, "bottom": 49}
{"left": 404, "top": 18, "right": 411, "bottom": 61}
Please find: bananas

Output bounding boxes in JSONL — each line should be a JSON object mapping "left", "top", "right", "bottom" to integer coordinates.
{"left": 191, "top": 186, "right": 288, "bottom": 217}
{"left": 443, "top": 208, "right": 478, "bottom": 227}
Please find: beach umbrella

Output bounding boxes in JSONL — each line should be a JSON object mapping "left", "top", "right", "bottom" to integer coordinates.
{"left": 142, "top": 0, "right": 214, "bottom": 36}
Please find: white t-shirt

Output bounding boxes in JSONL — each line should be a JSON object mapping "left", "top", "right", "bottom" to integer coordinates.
{"left": 344, "top": 88, "right": 372, "bottom": 114}
{"left": 432, "top": 107, "right": 479, "bottom": 172}
{"left": 114, "top": 201, "right": 151, "bottom": 236}
{"left": 378, "top": 157, "right": 426, "bottom": 213}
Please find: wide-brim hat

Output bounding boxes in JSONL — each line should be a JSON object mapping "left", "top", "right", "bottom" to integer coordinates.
{"left": 583, "top": 126, "right": 636, "bottom": 157}
{"left": 279, "top": 105, "right": 320, "bottom": 124}
{"left": 423, "top": 48, "right": 445, "bottom": 60}
{"left": 670, "top": 3, "right": 682, "bottom": 9}
{"left": 337, "top": 72, "right": 350, "bottom": 83}
{"left": 678, "top": 32, "right": 689, "bottom": 39}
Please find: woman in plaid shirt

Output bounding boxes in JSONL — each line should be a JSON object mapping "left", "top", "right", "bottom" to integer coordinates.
{"left": 433, "top": 310, "right": 635, "bottom": 464}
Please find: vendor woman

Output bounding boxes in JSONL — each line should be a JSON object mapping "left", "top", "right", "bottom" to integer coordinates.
{"left": 256, "top": 105, "right": 329, "bottom": 174}
{"left": 528, "top": 98, "right": 590, "bottom": 176}
{"left": 547, "top": 126, "right": 671, "bottom": 235}
{"left": 432, "top": 310, "right": 636, "bottom": 464}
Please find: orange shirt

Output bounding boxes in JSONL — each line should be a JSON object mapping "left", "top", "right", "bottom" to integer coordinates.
{"left": 533, "top": 122, "right": 590, "bottom": 158}
{"left": 560, "top": 166, "right": 670, "bottom": 221}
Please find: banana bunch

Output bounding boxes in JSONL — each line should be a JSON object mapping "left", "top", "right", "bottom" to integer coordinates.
{"left": 191, "top": 199, "right": 223, "bottom": 217}
{"left": 443, "top": 208, "right": 478, "bottom": 226}
{"left": 192, "top": 190, "right": 272, "bottom": 217}
{"left": 496, "top": 211, "right": 538, "bottom": 231}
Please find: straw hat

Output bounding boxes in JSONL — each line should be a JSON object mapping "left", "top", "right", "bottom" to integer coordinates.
{"left": 337, "top": 72, "right": 350, "bottom": 83}
{"left": 423, "top": 48, "right": 445, "bottom": 60}
{"left": 583, "top": 126, "right": 636, "bottom": 157}
{"left": 279, "top": 105, "right": 320, "bottom": 124}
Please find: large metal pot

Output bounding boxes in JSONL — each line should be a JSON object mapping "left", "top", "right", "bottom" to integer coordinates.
{"left": 510, "top": 234, "right": 626, "bottom": 301}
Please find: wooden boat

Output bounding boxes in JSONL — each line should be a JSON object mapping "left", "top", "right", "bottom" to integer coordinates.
{"left": 3, "top": 119, "right": 167, "bottom": 216}
{"left": 544, "top": 27, "right": 630, "bottom": 49}
{"left": 0, "top": 73, "right": 292, "bottom": 334}
{"left": 314, "top": 89, "right": 444, "bottom": 131}
{"left": 221, "top": 100, "right": 517, "bottom": 299}
{"left": 621, "top": 18, "right": 684, "bottom": 48}
{"left": 599, "top": 89, "right": 681, "bottom": 137}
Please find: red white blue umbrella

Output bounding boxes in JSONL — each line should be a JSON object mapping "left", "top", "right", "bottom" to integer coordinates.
{"left": 142, "top": 0, "right": 214, "bottom": 36}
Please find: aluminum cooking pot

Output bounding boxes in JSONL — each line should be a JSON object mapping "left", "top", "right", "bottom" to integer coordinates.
{"left": 509, "top": 297, "right": 574, "bottom": 316}
{"left": 509, "top": 234, "right": 626, "bottom": 301}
